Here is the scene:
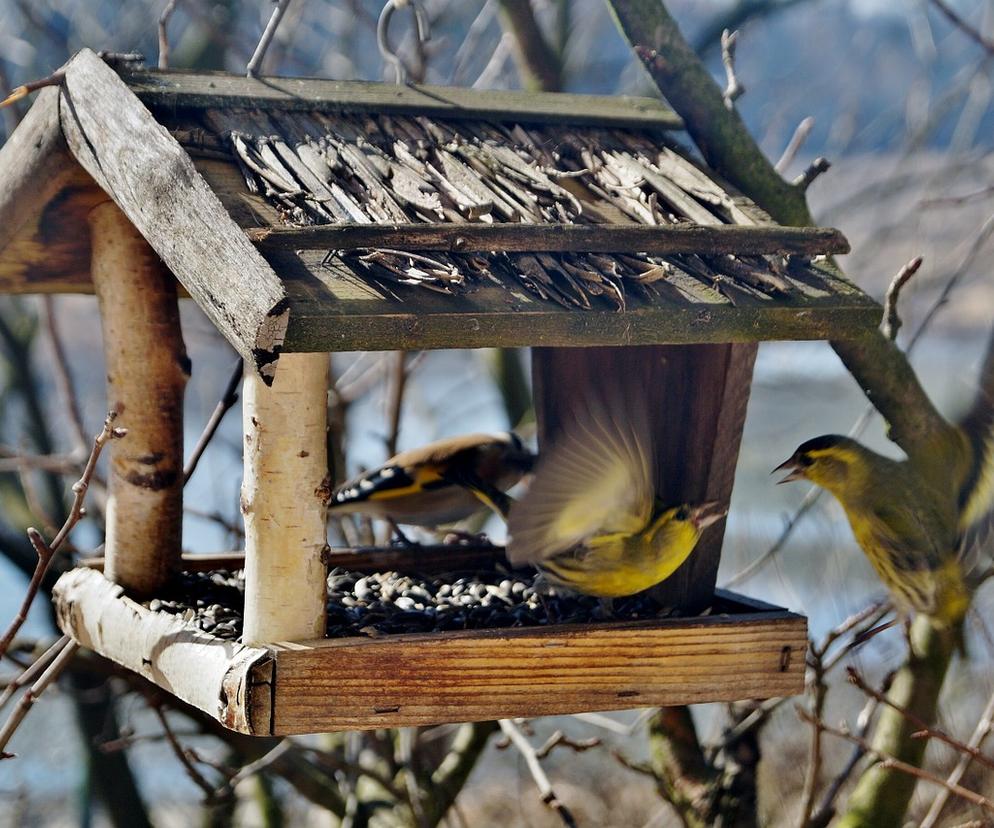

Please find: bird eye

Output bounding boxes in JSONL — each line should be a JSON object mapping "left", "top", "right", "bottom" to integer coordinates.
{"left": 675, "top": 506, "right": 689, "bottom": 521}
{"left": 799, "top": 455, "right": 814, "bottom": 468}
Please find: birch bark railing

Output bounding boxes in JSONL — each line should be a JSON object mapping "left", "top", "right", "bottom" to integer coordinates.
{"left": 241, "top": 353, "right": 329, "bottom": 645}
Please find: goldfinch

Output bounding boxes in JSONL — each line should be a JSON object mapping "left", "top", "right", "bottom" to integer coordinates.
{"left": 775, "top": 367, "right": 994, "bottom": 629}
{"left": 506, "top": 392, "right": 725, "bottom": 598}
{"left": 328, "top": 432, "right": 534, "bottom": 527}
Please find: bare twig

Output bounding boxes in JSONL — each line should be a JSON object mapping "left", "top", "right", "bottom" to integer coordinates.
{"left": 809, "top": 686, "right": 886, "bottom": 828}
{"left": 921, "top": 685, "right": 994, "bottom": 827}
{"left": 0, "top": 450, "right": 83, "bottom": 474}
{"left": 498, "top": 719, "right": 577, "bottom": 828}
{"left": 158, "top": 0, "right": 181, "bottom": 69}
{"left": 152, "top": 704, "right": 218, "bottom": 799}
{"left": 41, "top": 297, "right": 88, "bottom": 455}
{"left": 0, "top": 637, "right": 78, "bottom": 758}
{"left": 848, "top": 667, "right": 994, "bottom": 772}
{"left": 882, "top": 256, "right": 924, "bottom": 341}
{"left": 385, "top": 351, "right": 408, "bottom": 458}
{"left": 775, "top": 116, "right": 815, "bottom": 174}
{"left": 797, "top": 649, "right": 829, "bottom": 826}
{"left": 797, "top": 709, "right": 994, "bottom": 814}
{"left": 215, "top": 739, "right": 293, "bottom": 798}
{"left": 929, "top": 0, "right": 994, "bottom": 55}
{"left": 0, "top": 71, "right": 66, "bottom": 109}
{"left": 0, "top": 413, "right": 124, "bottom": 662}
{"left": 534, "top": 730, "right": 601, "bottom": 759}
{"left": 793, "top": 157, "right": 831, "bottom": 191}
{"left": 720, "top": 29, "right": 744, "bottom": 109}
{"left": 184, "top": 361, "right": 242, "bottom": 484}
{"left": 246, "top": 0, "right": 294, "bottom": 77}
{"left": 0, "top": 635, "right": 70, "bottom": 711}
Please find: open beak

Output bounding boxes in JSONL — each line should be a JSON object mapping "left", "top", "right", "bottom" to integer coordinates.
{"left": 772, "top": 456, "right": 805, "bottom": 484}
{"left": 690, "top": 501, "right": 727, "bottom": 531}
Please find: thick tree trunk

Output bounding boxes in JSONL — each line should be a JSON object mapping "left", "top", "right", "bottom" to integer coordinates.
{"left": 89, "top": 201, "right": 187, "bottom": 596}
{"left": 241, "top": 353, "right": 328, "bottom": 645}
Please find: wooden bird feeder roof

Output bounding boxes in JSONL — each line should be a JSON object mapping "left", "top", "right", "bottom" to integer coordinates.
{"left": 0, "top": 49, "right": 879, "bottom": 384}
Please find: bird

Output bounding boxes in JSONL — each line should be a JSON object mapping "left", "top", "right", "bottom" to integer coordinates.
{"left": 506, "top": 391, "right": 726, "bottom": 599}
{"left": 774, "top": 366, "right": 994, "bottom": 632}
{"left": 328, "top": 432, "right": 534, "bottom": 530}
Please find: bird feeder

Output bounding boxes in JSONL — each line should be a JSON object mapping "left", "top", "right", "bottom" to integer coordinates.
{"left": 0, "top": 50, "right": 880, "bottom": 735}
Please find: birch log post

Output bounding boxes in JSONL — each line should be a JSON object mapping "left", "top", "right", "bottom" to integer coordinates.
{"left": 241, "top": 353, "right": 329, "bottom": 645}
{"left": 90, "top": 201, "right": 187, "bottom": 596}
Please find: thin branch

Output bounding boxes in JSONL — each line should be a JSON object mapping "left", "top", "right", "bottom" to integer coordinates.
{"left": 152, "top": 704, "right": 219, "bottom": 799}
{"left": 0, "top": 637, "right": 78, "bottom": 758}
{"left": 0, "top": 412, "right": 124, "bottom": 662}
{"left": 184, "top": 361, "right": 242, "bottom": 484}
{"left": 216, "top": 739, "right": 293, "bottom": 798}
{"left": 921, "top": 684, "right": 994, "bottom": 827}
{"left": 158, "top": 0, "right": 181, "bottom": 69}
{"left": 385, "top": 351, "right": 408, "bottom": 458}
{"left": 0, "top": 635, "right": 70, "bottom": 712}
{"left": 793, "top": 157, "right": 831, "bottom": 191}
{"left": 847, "top": 667, "right": 994, "bottom": 772}
{"left": 41, "top": 297, "right": 88, "bottom": 455}
{"left": 797, "top": 650, "right": 829, "bottom": 826}
{"left": 797, "top": 709, "right": 994, "bottom": 815}
{"left": 534, "top": 730, "right": 601, "bottom": 759}
{"left": 498, "top": 719, "right": 577, "bottom": 828}
{"left": 775, "top": 116, "right": 815, "bottom": 174}
{"left": 720, "top": 29, "right": 744, "bottom": 109}
{"left": 882, "top": 256, "right": 924, "bottom": 341}
{"left": 0, "top": 71, "right": 65, "bottom": 109}
{"left": 246, "top": 0, "right": 294, "bottom": 77}
{"left": 808, "top": 687, "right": 886, "bottom": 828}
{"left": 929, "top": 0, "right": 994, "bottom": 54}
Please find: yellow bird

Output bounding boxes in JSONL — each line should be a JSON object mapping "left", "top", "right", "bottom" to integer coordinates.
{"left": 328, "top": 432, "right": 534, "bottom": 528}
{"left": 506, "top": 394, "right": 725, "bottom": 598}
{"left": 775, "top": 375, "right": 994, "bottom": 630}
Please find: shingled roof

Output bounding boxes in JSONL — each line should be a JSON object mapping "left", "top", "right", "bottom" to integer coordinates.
{"left": 0, "top": 49, "right": 879, "bottom": 381}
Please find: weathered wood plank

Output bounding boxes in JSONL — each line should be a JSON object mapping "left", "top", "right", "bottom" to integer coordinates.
{"left": 122, "top": 68, "right": 683, "bottom": 129}
{"left": 53, "top": 566, "right": 273, "bottom": 735}
{"left": 248, "top": 222, "right": 850, "bottom": 256}
{"left": 0, "top": 85, "right": 105, "bottom": 293}
{"left": 58, "top": 49, "right": 289, "bottom": 384}
{"left": 268, "top": 610, "right": 807, "bottom": 732}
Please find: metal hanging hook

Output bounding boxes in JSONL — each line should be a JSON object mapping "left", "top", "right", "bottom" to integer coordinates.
{"left": 377, "top": 0, "right": 431, "bottom": 85}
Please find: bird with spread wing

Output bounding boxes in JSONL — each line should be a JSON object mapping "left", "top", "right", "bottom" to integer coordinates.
{"left": 507, "top": 391, "right": 724, "bottom": 598}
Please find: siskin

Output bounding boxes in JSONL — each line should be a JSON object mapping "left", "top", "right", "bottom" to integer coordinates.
{"left": 328, "top": 432, "right": 534, "bottom": 528}
{"left": 507, "top": 393, "right": 725, "bottom": 598}
{"left": 775, "top": 380, "right": 994, "bottom": 629}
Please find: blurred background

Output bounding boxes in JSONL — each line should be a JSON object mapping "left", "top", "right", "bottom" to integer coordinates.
{"left": 1, "top": 0, "right": 993, "bottom": 825}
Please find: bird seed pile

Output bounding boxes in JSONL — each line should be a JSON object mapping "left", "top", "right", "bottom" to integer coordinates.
{"left": 186, "top": 107, "right": 828, "bottom": 310}
{"left": 147, "top": 565, "right": 684, "bottom": 640}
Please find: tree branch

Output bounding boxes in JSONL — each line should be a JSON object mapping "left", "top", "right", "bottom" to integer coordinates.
{"left": 496, "top": 0, "right": 563, "bottom": 91}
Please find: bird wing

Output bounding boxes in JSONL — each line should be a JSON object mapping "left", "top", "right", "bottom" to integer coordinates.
{"left": 507, "top": 392, "right": 653, "bottom": 565}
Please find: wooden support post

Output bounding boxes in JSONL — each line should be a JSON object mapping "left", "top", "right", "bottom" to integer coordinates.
{"left": 532, "top": 343, "right": 757, "bottom": 611}
{"left": 241, "top": 353, "right": 329, "bottom": 645}
{"left": 89, "top": 201, "right": 188, "bottom": 596}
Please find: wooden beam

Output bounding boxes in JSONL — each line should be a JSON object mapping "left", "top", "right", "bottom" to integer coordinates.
{"left": 241, "top": 354, "right": 329, "bottom": 646}
{"left": 248, "top": 222, "right": 850, "bottom": 256}
{"left": 53, "top": 566, "right": 273, "bottom": 735}
{"left": 90, "top": 201, "right": 187, "bottom": 597}
{"left": 0, "top": 85, "right": 104, "bottom": 293}
{"left": 58, "top": 48, "right": 289, "bottom": 383}
{"left": 122, "top": 68, "right": 683, "bottom": 130}
{"left": 268, "top": 609, "right": 806, "bottom": 732}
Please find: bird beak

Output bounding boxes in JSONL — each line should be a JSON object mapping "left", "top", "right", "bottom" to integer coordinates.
{"left": 690, "top": 501, "right": 727, "bottom": 530}
{"left": 772, "top": 456, "right": 804, "bottom": 484}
